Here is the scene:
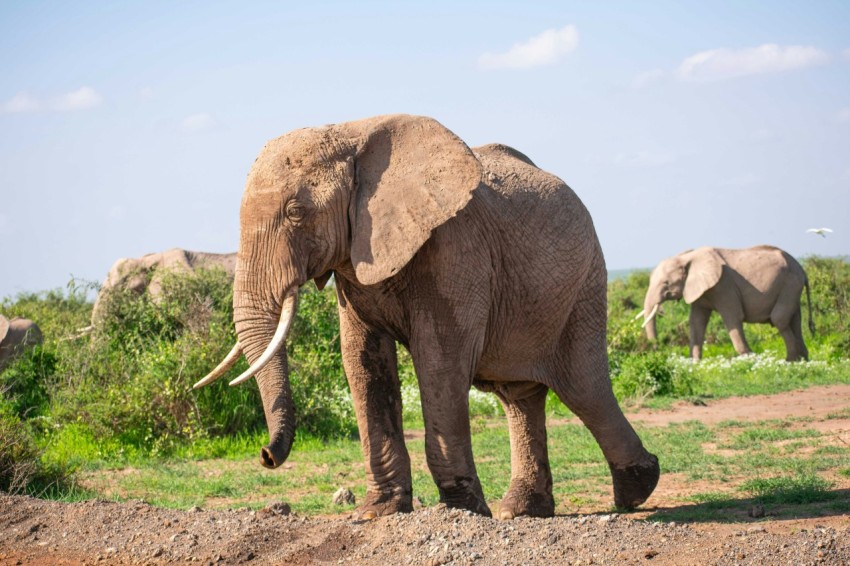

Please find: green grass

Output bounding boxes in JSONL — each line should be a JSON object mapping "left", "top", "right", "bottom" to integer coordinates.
{"left": 67, "top": 412, "right": 850, "bottom": 521}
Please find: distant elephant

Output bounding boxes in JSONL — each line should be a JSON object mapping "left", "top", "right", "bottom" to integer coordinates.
{"left": 0, "top": 315, "right": 43, "bottom": 371}
{"left": 195, "top": 114, "right": 659, "bottom": 519}
{"left": 638, "top": 245, "right": 814, "bottom": 361}
{"left": 91, "top": 248, "right": 237, "bottom": 324}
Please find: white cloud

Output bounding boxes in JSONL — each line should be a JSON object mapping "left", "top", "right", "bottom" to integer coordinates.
{"left": 614, "top": 150, "right": 675, "bottom": 168}
{"left": 631, "top": 69, "right": 665, "bottom": 89}
{"left": 180, "top": 112, "right": 215, "bottom": 132}
{"left": 479, "top": 25, "right": 579, "bottom": 70}
{"left": 52, "top": 86, "right": 103, "bottom": 111}
{"left": 2, "top": 92, "right": 40, "bottom": 113}
{"left": 677, "top": 44, "right": 829, "bottom": 82}
{"left": 836, "top": 107, "right": 850, "bottom": 124}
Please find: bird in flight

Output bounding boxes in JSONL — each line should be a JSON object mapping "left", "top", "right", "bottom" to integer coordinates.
{"left": 806, "top": 227, "right": 833, "bottom": 238}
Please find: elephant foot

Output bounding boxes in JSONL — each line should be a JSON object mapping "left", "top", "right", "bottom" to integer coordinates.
{"left": 608, "top": 453, "right": 660, "bottom": 510}
{"left": 498, "top": 484, "right": 554, "bottom": 520}
{"left": 353, "top": 489, "right": 413, "bottom": 520}
{"left": 438, "top": 477, "right": 492, "bottom": 517}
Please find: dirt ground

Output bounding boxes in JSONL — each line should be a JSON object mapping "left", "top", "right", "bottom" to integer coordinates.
{"left": 2, "top": 385, "right": 849, "bottom": 565}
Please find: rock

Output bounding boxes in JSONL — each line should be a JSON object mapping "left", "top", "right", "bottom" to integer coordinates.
{"left": 264, "top": 502, "right": 292, "bottom": 516}
{"left": 333, "top": 488, "right": 356, "bottom": 506}
{"left": 748, "top": 505, "right": 765, "bottom": 518}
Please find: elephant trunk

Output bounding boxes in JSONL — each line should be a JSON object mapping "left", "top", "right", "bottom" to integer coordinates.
{"left": 234, "top": 273, "right": 299, "bottom": 469}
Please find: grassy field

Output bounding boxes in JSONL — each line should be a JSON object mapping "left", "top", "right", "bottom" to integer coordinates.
{"left": 1, "top": 256, "right": 848, "bottom": 519}
{"left": 60, "top": 407, "right": 850, "bottom": 522}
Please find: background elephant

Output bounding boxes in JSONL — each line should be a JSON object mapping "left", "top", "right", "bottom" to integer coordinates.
{"left": 195, "top": 114, "right": 659, "bottom": 519}
{"left": 91, "top": 248, "right": 237, "bottom": 324}
{"left": 639, "top": 245, "right": 813, "bottom": 361}
{"left": 0, "top": 315, "right": 43, "bottom": 371}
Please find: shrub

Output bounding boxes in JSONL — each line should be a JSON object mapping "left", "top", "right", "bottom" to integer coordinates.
{"left": 612, "top": 351, "right": 675, "bottom": 399}
{"left": 0, "top": 410, "right": 40, "bottom": 493}
{"left": 0, "top": 345, "right": 55, "bottom": 419}
{"left": 0, "top": 406, "right": 69, "bottom": 495}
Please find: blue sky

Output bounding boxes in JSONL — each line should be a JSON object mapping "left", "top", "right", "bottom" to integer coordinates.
{"left": 1, "top": 1, "right": 848, "bottom": 297}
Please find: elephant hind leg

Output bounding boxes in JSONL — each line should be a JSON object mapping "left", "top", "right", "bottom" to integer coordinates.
{"left": 551, "top": 295, "right": 659, "bottom": 510}
{"left": 772, "top": 307, "right": 808, "bottom": 361}
{"left": 480, "top": 381, "right": 554, "bottom": 519}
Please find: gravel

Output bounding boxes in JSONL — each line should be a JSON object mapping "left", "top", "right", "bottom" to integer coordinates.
{"left": 2, "top": 494, "right": 849, "bottom": 565}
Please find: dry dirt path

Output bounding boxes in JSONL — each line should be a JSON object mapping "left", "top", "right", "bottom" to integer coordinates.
{"left": 2, "top": 385, "right": 850, "bottom": 565}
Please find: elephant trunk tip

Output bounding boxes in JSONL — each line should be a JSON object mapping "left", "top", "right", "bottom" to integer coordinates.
{"left": 260, "top": 442, "right": 291, "bottom": 469}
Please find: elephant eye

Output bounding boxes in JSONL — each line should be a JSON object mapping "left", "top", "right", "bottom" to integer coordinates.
{"left": 285, "top": 201, "right": 307, "bottom": 223}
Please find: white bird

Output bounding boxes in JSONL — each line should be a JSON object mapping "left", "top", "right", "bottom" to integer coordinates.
{"left": 807, "top": 227, "right": 833, "bottom": 238}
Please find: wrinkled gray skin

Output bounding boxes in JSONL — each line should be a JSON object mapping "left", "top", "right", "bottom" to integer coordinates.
{"left": 91, "top": 248, "right": 237, "bottom": 324}
{"left": 0, "top": 315, "right": 43, "bottom": 371}
{"left": 217, "top": 114, "right": 659, "bottom": 519}
{"left": 642, "top": 246, "right": 813, "bottom": 361}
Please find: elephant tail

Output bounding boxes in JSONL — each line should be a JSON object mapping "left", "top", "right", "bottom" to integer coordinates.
{"left": 804, "top": 276, "right": 815, "bottom": 337}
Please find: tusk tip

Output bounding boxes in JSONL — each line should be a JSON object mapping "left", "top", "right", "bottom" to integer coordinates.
{"left": 229, "top": 374, "right": 253, "bottom": 387}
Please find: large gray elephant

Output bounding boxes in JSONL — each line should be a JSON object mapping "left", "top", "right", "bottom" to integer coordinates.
{"left": 0, "top": 315, "right": 43, "bottom": 371}
{"left": 639, "top": 246, "right": 813, "bottom": 361}
{"left": 195, "top": 115, "right": 659, "bottom": 519}
{"left": 91, "top": 248, "right": 237, "bottom": 324}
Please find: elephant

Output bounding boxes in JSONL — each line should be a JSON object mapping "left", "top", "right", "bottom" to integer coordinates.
{"left": 638, "top": 245, "right": 814, "bottom": 361}
{"left": 91, "top": 248, "right": 237, "bottom": 324}
{"left": 0, "top": 315, "right": 43, "bottom": 371}
{"left": 194, "top": 114, "right": 659, "bottom": 519}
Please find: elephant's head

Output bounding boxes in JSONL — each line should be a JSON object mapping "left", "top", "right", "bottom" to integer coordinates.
{"left": 91, "top": 256, "right": 162, "bottom": 324}
{"left": 194, "top": 114, "right": 483, "bottom": 469}
{"left": 639, "top": 248, "right": 723, "bottom": 340}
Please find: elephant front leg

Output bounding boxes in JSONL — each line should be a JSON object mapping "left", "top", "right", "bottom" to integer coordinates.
{"left": 412, "top": 344, "right": 491, "bottom": 516}
{"left": 688, "top": 305, "right": 711, "bottom": 360}
{"left": 718, "top": 309, "right": 752, "bottom": 356}
{"left": 339, "top": 309, "right": 412, "bottom": 519}
{"left": 489, "top": 382, "right": 554, "bottom": 520}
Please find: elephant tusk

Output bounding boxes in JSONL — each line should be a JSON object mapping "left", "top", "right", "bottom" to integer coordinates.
{"left": 633, "top": 309, "right": 645, "bottom": 320}
{"left": 641, "top": 304, "right": 659, "bottom": 328}
{"left": 192, "top": 342, "right": 244, "bottom": 389}
{"left": 229, "top": 287, "right": 299, "bottom": 387}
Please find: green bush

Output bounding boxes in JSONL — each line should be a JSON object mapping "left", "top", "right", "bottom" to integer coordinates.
{"left": 803, "top": 256, "right": 850, "bottom": 358}
{"left": 612, "top": 351, "right": 675, "bottom": 399}
{"left": 0, "top": 406, "right": 70, "bottom": 495}
{"left": 0, "top": 345, "right": 55, "bottom": 419}
{"left": 0, "top": 409, "right": 41, "bottom": 493}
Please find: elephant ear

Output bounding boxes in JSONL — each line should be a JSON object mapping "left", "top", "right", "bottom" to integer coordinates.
{"left": 683, "top": 249, "right": 724, "bottom": 304}
{"left": 349, "top": 115, "right": 483, "bottom": 285}
{"left": 0, "top": 315, "right": 9, "bottom": 344}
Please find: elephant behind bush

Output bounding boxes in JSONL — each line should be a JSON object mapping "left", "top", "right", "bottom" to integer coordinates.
{"left": 0, "top": 315, "right": 43, "bottom": 372}
{"left": 91, "top": 248, "right": 236, "bottom": 324}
